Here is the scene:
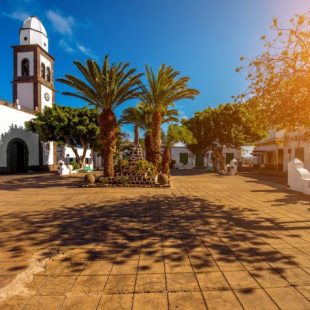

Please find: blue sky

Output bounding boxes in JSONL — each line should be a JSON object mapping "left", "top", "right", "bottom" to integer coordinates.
{"left": 1, "top": 0, "right": 309, "bottom": 125}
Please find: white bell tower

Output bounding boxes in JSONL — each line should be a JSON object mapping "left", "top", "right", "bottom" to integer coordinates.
{"left": 13, "top": 16, "right": 55, "bottom": 112}
{"left": 20, "top": 16, "right": 49, "bottom": 51}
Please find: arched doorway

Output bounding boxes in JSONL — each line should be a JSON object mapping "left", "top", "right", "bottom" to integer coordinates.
{"left": 7, "top": 138, "right": 29, "bottom": 173}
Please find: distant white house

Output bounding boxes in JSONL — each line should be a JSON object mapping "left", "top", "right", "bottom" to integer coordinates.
{"left": 57, "top": 146, "right": 93, "bottom": 169}
{"left": 170, "top": 145, "right": 241, "bottom": 169}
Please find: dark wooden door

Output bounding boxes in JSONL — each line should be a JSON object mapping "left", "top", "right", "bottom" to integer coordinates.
{"left": 7, "top": 140, "right": 28, "bottom": 173}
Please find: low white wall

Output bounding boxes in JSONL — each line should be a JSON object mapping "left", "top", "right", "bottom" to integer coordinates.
{"left": 288, "top": 158, "right": 310, "bottom": 195}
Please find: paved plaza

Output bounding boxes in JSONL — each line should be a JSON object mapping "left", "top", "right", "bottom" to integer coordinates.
{"left": 0, "top": 171, "right": 310, "bottom": 309}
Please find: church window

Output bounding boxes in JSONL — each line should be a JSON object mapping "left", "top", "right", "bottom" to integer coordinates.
{"left": 24, "top": 36, "right": 27, "bottom": 41}
{"left": 21, "top": 58, "right": 29, "bottom": 76}
{"left": 46, "top": 67, "right": 51, "bottom": 82}
{"left": 41, "top": 63, "right": 45, "bottom": 79}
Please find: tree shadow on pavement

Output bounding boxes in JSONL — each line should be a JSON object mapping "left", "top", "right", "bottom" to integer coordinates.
{"left": 0, "top": 173, "right": 81, "bottom": 191}
{"left": 0, "top": 195, "right": 306, "bottom": 278}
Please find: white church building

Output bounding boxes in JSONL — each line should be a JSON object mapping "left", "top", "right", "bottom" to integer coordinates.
{"left": 0, "top": 16, "right": 56, "bottom": 173}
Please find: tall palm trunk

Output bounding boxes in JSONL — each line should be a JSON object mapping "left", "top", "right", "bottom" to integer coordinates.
{"left": 161, "top": 146, "right": 171, "bottom": 175}
{"left": 150, "top": 111, "right": 162, "bottom": 170}
{"left": 134, "top": 125, "right": 139, "bottom": 145}
{"left": 100, "top": 108, "right": 118, "bottom": 177}
{"left": 144, "top": 131, "right": 152, "bottom": 161}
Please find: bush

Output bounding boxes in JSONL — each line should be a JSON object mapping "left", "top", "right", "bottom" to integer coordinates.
{"left": 115, "top": 159, "right": 129, "bottom": 173}
{"left": 71, "top": 160, "right": 80, "bottom": 170}
{"left": 98, "top": 176, "right": 108, "bottom": 184}
{"left": 136, "top": 160, "right": 157, "bottom": 177}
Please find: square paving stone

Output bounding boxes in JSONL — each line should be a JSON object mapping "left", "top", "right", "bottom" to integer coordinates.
{"left": 296, "top": 286, "right": 310, "bottom": 300}
{"left": 133, "top": 293, "right": 168, "bottom": 310}
{"left": 104, "top": 275, "right": 136, "bottom": 294}
{"left": 266, "top": 287, "right": 310, "bottom": 309}
{"left": 98, "top": 293, "right": 133, "bottom": 310}
{"left": 80, "top": 261, "right": 113, "bottom": 275}
{"left": 250, "top": 269, "right": 290, "bottom": 288}
{"left": 223, "top": 271, "right": 260, "bottom": 290}
{"left": 191, "top": 258, "right": 220, "bottom": 272}
{"left": 37, "top": 276, "right": 77, "bottom": 295}
{"left": 0, "top": 295, "right": 33, "bottom": 309}
{"left": 166, "top": 273, "right": 200, "bottom": 292}
{"left": 23, "top": 295, "right": 65, "bottom": 310}
{"left": 135, "top": 274, "right": 166, "bottom": 293}
{"left": 70, "top": 275, "right": 108, "bottom": 293}
{"left": 60, "top": 292, "right": 101, "bottom": 309}
{"left": 202, "top": 290, "right": 242, "bottom": 310}
{"left": 138, "top": 259, "right": 165, "bottom": 274}
{"left": 0, "top": 275, "right": 15, "bottom": 289}
{"left": 280, "top": 268, "right": 310, "bottom": 287}
{"left": 196, "top": 271, "right": 230, "bottom": 291}
{"left": 111, "top": 260, "right": 138, "bottom": 275}
{"left": 235, "top": 288, "right": 278, "bottom": 310}
{"left": 57, "top": 261, "right": 86, "bottom": 275}
{"left": 164, "top": 260, "right": 193, "bottom": 273}
{"left": 214, "top": 259, "right": 246, "bottom": 271}
{"left": 168, "top": 292, "right": 206, "bottom": 310}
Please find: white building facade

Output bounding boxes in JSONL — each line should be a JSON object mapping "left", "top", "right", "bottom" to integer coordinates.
{"left": 0, "top": 16, "right": 56, "bottom": 173}
{"left": 170, "top": 146, "right": 241, "bottom": 169}
{"left": 253, "top": 129, "right": 310, "bottom": 172}
{"left": 58, "top": 146, "right": 94, "bottom": 170}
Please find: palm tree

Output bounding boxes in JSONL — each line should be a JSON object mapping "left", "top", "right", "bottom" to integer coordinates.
{"left": 139, "top": 65, "right": 199, "bottom": 170}
{"left": 120, "top": 103, "right": 179, "bottom": 161}
{"left": 57, "top": 56, "right": 143, "bottom": 177}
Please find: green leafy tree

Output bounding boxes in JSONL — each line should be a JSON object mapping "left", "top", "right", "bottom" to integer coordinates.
{"left": 236, "top": 11, "right": 310, "bottom": 130}
{"left": 139, "top": 65, "right": 199, "bottom": 170}
{"left": 25, "top": 106, "right": 99, "bottom": 167}
{"left": 57, "top": 56, "right": 143, "bottom": 177}
{"left": 161, "top": 124, "right": 195, "bottom": 175}
{"left": 184, "top": 103, "right": 266, "bottom": 171}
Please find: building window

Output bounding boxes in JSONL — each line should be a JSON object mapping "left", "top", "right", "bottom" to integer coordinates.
{"left": 46, "top": 67, "right": 51, "bottom": 82}
{"left": 180, "top": 153, "right": 189, "bottom": 165}
{"left": 41, "top": 63, "right": 45, "bottom": 79}
{"left": 21, "top": 58, "right": 29, "bottom": 76}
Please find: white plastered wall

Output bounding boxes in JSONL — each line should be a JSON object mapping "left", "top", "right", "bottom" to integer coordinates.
{"left": 20, "top": 29, "right": 48, "bottom": 51}
{"left": 0, "top": 105, "right": 39, "bottom": 167}
{"left": 171, "top": 147, "right": 195, "bottom": 169}
{"left": 283, "top": 137, "right": 310, "bottom": 172}
{"left": 17, "top": 83, "right": 34, "bottom": 110}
